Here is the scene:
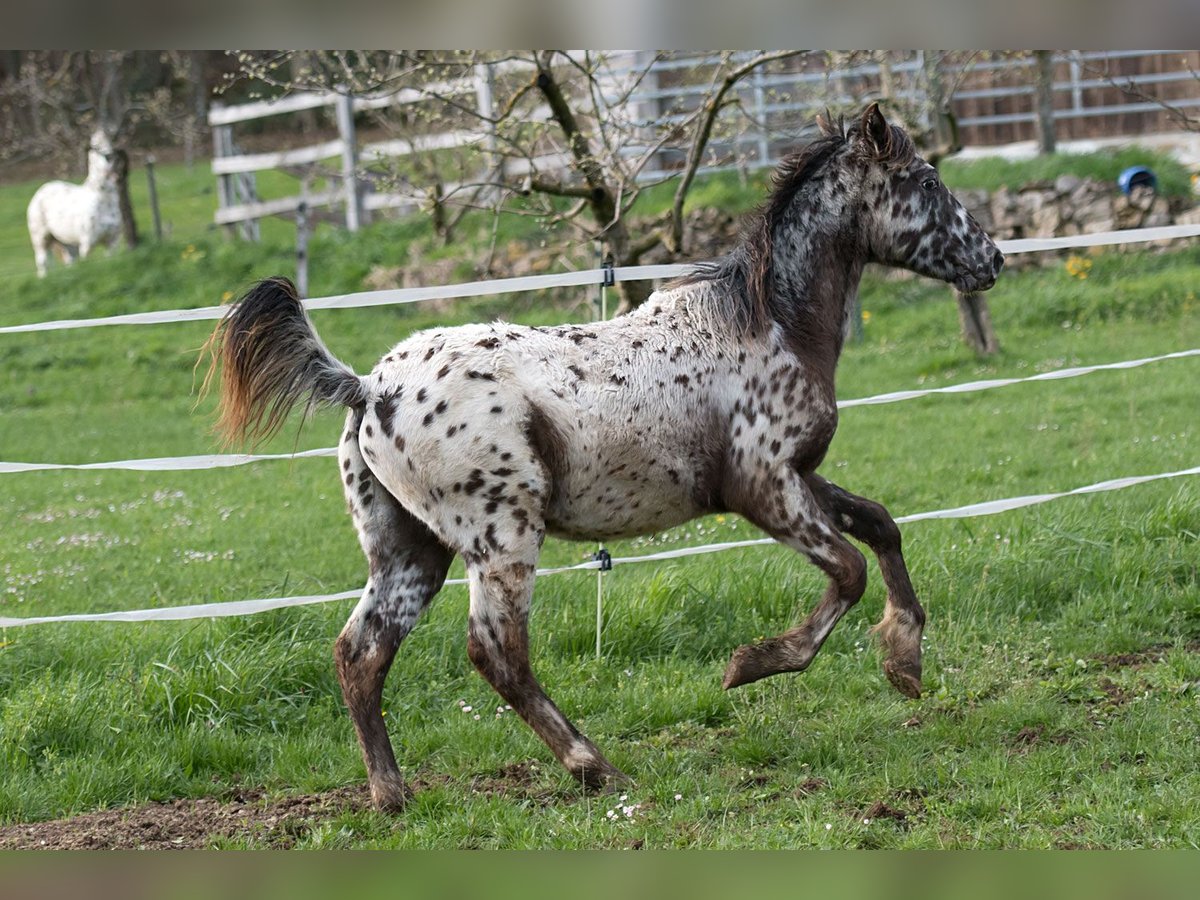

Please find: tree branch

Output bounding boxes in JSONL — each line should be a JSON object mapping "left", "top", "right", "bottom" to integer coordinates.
{"left": 668, "top": 50, "right": 810, "bottom": 252}
{"left": 523, "top": 175, "right": 599, "bottom": 199}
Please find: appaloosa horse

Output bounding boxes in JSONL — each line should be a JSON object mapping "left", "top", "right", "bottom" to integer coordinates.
{"left": 207, "top": 104, "right": 1002, "bottom": 811}
{"left": 27, "top": 129, "right": 121, "bottom": 278}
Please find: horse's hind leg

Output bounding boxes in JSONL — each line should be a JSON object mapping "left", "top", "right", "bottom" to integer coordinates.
{"left": 335, "top": 414, "right": 453, "bottom": 811}
{"left": 805, "top": 474, "right": 924, "bottom": 698}
{"left": 464, "top": 542, "right": 627, "bottom": 791}
{"left": 723, "top": 468, "right": 868, "bottom": 689}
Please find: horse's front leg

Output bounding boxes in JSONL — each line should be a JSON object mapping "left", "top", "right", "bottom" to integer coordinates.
{"left": 723, "top": 468, "right": 868, "bottom": 689}
{"left": 805, "top": 473, "right": 924, "bottom": 698}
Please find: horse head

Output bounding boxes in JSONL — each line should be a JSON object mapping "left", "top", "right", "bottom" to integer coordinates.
{"left": 837, "top": 103, "right": 1003, "bottom": 293}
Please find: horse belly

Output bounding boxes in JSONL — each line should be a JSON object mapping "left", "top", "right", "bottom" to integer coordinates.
{"left": 30, "top": 183, "right": 92, "bottom": 245}
{"left": 545, "top": 437, "right": 718, "bottom": 541}
{"left": 546, "top": 482, "right": 699, "bottom": 541}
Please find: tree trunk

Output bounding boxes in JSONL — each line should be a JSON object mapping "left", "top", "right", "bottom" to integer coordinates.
{"left": 185, "top": 50, "right": 209, "bottom": 168}
{"left": 613, "top": 271, "right": 654, "bottom": 313}
{"left": 956, "top": 291, "right": 999, "bottom": 355}
{"left": 112, "top": 148, "right": 139, "bottom": 249}
{"left": 1034, "top": 50, "right": 1057, "bottom": 155}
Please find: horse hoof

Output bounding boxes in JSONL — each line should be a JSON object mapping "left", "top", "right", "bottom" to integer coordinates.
{"left": 577, "top": 764, "right": 631, "bottom": 793}
{"left": 723, "top": 641, "right": 797, "bottom": 689}
{"left": 883, "top": 660, "right": 922, "bottom": 699}
{"left": 370, "top": 778, "right": 411, "bottom": 813}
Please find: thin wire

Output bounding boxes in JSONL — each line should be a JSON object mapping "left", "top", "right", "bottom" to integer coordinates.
{"left": 3, "top": 462, "right": 1196, "bottom": 628}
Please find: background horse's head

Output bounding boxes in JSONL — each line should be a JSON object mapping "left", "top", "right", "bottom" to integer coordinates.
{"left": 834, "top": 104, "right": 1003, "bottom": 293}
{"left": 87, "top": 129, "right": 117, "bottom": 185}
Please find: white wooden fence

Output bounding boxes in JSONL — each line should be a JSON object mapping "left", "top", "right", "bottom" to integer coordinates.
{"left": 208, "top": 50, "right": 1200, "bottom": 237}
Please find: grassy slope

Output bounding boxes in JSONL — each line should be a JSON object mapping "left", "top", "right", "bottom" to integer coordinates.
{"left": 940, "top": 146, "right": 1195, "bottom": 198}
{"left": 0, "top": 158, "right": 1198, "bottom": 848}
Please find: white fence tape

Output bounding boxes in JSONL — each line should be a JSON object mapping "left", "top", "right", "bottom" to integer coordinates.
{"left": 2, "top": 224, "right": 1199, "bottom": 337}
{"left": 2, "top": 347, "right": 1195, "bottom": 475}
{"left": 996, "top": 223, "right": 1200, "bottom": 255}
{"left": 0, "top": 448, "right": 337, "bottom": 474}
{"left": 3, "top": 463, "right": 1196, "bottom": 628}
{"left": 0, "top": 265, "right": 685, "bottom": 336}
{"left": 835, "top": 347, "right": 1200, "bottom": 409}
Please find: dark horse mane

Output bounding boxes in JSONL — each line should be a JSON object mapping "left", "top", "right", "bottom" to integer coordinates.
{"left": 674, "top": 114, "right": 917, "bottom": 333}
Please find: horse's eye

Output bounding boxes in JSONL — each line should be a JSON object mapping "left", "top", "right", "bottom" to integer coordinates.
{"left": 921, "top": 177, "right": 938, "bottom": 191}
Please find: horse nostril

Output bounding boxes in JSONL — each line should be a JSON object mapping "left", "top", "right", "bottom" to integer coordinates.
{"left": 992, "top": 249, "right": 1005, "bottom": 275}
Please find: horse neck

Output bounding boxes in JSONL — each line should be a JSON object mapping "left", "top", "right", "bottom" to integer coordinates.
{"left": 85, "top": 154, "right": 114, "bottom": 190}
{"left": 767, "top": 208, "right": 865, "bottom": 384}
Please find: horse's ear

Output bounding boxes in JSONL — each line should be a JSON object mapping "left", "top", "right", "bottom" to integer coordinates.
{"left": 860, "top": 102, "right": 891, "bottom": 158}
{"left": 815, "top": 108, "right": 839, "bottom": 137}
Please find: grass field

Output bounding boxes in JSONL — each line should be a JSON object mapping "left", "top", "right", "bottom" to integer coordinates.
{"left": 0, "top": 156, "right": 1198, "bottom": 847}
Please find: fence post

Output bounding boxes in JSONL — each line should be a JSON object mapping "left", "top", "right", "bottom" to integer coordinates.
{"left": 474, "top": 62, "right": 503, "bottom": 197}
{"left": 212, "top": 121, "right": 236, "bottom": 239}
{"left": 753, "top": 66, "right": 770, "bottom": 171}
{"left": 145, "top": 154, "right": 163, "bottom": 241}
{"left": 236, "top": 172, "right": 260, "bottom": 243}
{"left": 335, "top": 92, "right": 364, "bottom": 232}
{"left": 295, "top": 199, "right": 310, "bottom": 299}
{"left": 1068, "top": 52, "right": 1084, "bottom": 117}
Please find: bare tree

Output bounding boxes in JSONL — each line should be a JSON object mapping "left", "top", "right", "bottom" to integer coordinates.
{"left": 233, "top": 50, "right": 813, "bottom": 311}
{"left": 1033, "top": 50, "right": 1057, "bottom": 154}
{"left": 834, "top": 50, "right": 972, "bottom": 167}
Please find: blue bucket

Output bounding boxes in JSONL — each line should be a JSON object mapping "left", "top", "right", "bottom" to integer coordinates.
{"left": 1118, "top": 166, "right": 1157, "bottom": 195}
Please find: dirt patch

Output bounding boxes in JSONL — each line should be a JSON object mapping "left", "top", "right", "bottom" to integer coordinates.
{"left": 0, "top": 785, "right": 379, "bottom": 850}
{"left": 1096, "top": 677, "right": 1135, "bottom": 707}
{"left": 857, "top": 787, "right": 926, "bottom": 828}
{"left": 1, "top": 760, "right": 586, "bottom": 849}
{"left": 2, "top": 761, "right": 586, "bottom": 849}
{"left": 862, "top": 800, "right": 909, "bottom": 823}
{"left": 1095, "top": 639, "right": 1200, "bottom": 670}
{"left": 1011, "top": 724, "right": 1074, "bottom": 753}
{"left": 465, "top": 759, "right": 576, "bottom": 805}
{"left": 794, "top": 777, "right": 827, "bottom": 798}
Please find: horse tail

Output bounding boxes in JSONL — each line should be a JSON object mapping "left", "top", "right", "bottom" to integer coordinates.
{"left": 202, "top": 276, "right": 367, "bottom": 447}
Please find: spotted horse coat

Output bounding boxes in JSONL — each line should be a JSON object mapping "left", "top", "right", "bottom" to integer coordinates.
{"left": 206, "top": 104, "right": 1003, "bottom": 812}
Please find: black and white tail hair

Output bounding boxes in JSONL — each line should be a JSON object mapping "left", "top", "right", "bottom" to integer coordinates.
{"left": 204, "top": 276, "right": 366, "bottom": 446}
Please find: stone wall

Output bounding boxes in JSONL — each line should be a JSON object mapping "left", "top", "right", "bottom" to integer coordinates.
{"left": 957, "top": 177, "right": 1196, "bottom": 245}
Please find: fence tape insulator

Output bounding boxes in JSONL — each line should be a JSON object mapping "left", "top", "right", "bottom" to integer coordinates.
{"left": 2, "top": 224, "right": 1199, "bottom": 336}
{"left": 2, "top": 463, "right": 1196, "bottom": 628}
{"left": 2, "top": 348, "right": 1195, "bottom": 475}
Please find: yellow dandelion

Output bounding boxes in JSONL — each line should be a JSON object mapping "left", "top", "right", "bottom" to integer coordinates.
{"left": 1065, "top": 255, "right": 1092, "bottom": 280}
{"left": 862, "top": 310, "right": 873, "bottom": 323}
{"left": 221, "top": 290, "right": 234, "bottom": 302}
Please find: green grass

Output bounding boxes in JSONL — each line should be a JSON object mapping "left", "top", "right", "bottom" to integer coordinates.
{"left": 941, "top": 147, "right": 1195, "bottom": 198}
{"left": 0, "top": 161, "right": 1199, "bottom": 847}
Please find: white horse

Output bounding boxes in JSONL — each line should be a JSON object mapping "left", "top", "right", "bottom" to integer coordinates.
{"left": 27, "top": 129, "right": 122, "bottom": 278}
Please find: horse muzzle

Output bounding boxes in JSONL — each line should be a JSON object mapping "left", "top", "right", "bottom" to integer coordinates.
{"left": 954, "top": 248, "right": 1004, "bottom": 293}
